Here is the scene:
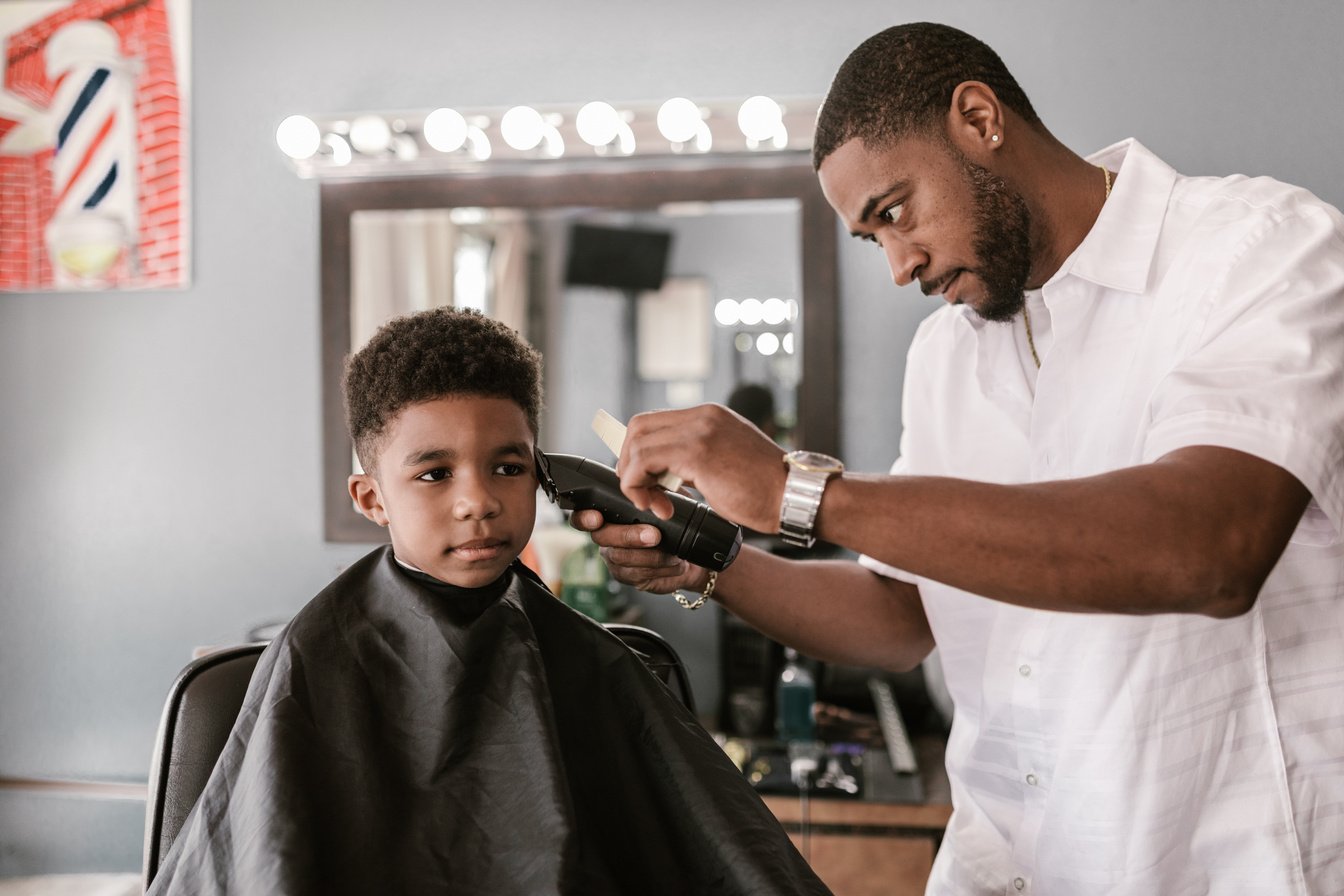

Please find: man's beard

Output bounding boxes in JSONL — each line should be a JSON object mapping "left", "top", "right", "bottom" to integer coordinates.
{"left": 957, "top": 153, "right": 1034, "bottom": 323}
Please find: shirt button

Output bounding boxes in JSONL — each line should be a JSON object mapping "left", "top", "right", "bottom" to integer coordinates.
{"left": 1014, "top": 877, "right": 1026, "bottom": 891}
{"left": 1018, "top": 664, "right": 1031, "bottom": 677}
{"left": 1026, "top": 773, "right": 1038, "bottom": 786}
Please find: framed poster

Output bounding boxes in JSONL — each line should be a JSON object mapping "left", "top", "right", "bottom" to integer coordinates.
{"left": 0, "top": 0, "right": 189, "bottom": 291}
{"left": 637, "top": 275, "right": 711, "bottom": 381}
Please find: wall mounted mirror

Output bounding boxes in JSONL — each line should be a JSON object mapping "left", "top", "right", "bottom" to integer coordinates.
{"left": 321, "top": 156, "right": 838, "bottom": 541}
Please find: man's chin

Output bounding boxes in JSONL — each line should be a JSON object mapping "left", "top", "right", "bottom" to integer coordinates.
{"left": 967, "top": 288, "right": 1026, "bottom": 323}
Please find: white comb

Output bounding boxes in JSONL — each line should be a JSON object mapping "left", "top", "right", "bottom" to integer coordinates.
{"left": 592, "top": 409, "right": 683, "bottom": 492}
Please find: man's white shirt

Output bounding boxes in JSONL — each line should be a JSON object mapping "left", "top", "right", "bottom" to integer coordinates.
{"left": 860, "top": 139, "right": 1344, "bottom": 894}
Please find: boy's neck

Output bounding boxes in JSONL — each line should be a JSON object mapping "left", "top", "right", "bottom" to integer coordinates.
{"left": 391, "top": 548, "right": 515, "bottom": 595}
{"left": 392, "top": 553, "right": 428, "bottom": 576}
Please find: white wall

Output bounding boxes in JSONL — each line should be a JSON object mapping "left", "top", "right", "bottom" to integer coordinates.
{"left": 2, "top": 0, "right": 1341, "bottom": 874}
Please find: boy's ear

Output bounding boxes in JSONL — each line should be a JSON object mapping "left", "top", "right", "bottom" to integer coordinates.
{"left": 348, "top": 474, "right": 389, "bottom": 527}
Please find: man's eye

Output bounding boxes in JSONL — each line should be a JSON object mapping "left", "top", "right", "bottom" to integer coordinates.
{"left": 879, "top": 202, "right": 905, "bottom": 225}
{"left": 417, "top": 468, "right": 450, "bottom": 482}
{"left": 495, "top": 462, "right": 525, "bottom": 477}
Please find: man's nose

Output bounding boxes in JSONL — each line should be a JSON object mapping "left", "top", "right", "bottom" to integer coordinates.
{"left": 883, "top": 238, "right": 926, "bottom": 288}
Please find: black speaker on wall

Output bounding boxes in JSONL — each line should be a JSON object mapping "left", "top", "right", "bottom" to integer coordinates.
{"left": 564, "top": 223, "right": 673, "bottom": 293}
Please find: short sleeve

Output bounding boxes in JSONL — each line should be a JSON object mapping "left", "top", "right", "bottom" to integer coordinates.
{"left": 1143, "top": 201, "right": 1344, "bottom": 540}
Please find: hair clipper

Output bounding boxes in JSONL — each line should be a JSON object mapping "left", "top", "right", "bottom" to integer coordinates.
{"left": 536, "top": 452, "right": 742, "bottom": 571}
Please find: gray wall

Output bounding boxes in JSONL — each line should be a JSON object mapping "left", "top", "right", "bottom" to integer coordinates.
{"left": 2, "top": 0, "right": 1341, "bottom": 875}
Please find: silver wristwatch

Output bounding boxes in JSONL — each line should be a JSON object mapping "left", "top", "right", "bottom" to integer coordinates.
{"left": 778, "top": 450, "right": 844, "bottom": 548}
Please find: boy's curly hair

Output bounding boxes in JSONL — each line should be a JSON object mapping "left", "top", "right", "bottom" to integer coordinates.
{"left": 813, "top": 22, "right": 1041, "bottom": 170}
{"left": 343, "top": 307, "right": 543, "bottom": 473}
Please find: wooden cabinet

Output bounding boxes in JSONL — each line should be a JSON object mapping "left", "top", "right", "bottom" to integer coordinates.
{"left": 762, "top": 736, "right": 951, "bottom": 896}
{"left": 763, "top": 796, "right": 950, "bottom": 896}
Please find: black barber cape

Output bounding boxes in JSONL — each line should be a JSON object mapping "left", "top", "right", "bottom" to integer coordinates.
{"left": 149, "top": 546, "right": 830, "bottom": 895}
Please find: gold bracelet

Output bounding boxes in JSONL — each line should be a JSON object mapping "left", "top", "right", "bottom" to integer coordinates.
{"left": 675, "top": 570, "right": 717, "bottom": 610}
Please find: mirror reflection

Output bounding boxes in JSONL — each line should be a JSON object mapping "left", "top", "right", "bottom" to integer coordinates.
{"left": 349, "top": 200, "right": 802, "bottom": 463}
{"left": 320, "top": 161, "right": 838, "bottom": 541}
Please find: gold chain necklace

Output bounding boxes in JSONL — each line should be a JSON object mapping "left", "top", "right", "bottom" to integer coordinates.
{"left": 1024, "top": 164, "right": 1112, "bottom": 368}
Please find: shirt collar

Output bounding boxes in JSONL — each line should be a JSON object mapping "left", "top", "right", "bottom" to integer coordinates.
{"left": 1049, "top": 138, "right": 1178, "bottom": 294}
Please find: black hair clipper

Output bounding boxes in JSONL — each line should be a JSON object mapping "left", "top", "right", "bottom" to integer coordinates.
{"left": 536, "top": 452, "right": 742, "bottom": 571}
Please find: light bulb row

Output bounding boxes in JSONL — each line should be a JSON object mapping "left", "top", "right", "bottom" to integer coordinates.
{"left": 735, "top": 331, "right": 795, "bottom": 357}
{"left": 714, "top": 296, "right": 797, "bottom": 327}
{"left": 276, "top": 95, "right": 818, "bottom": 174}
{"left": 714, "top": 298, "right": 797, "bottom": 358}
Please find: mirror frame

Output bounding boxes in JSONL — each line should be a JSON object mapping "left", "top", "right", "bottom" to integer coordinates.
{"left": 320, "top": 156, "right": 839, "bottom": 542}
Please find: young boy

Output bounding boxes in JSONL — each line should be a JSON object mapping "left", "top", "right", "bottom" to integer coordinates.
{"left": 149, "top": 308, "right": 828, "bottom": 896}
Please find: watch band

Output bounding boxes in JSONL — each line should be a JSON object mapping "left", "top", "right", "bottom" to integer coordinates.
{"left": 778, "top": 451, "right": 842, "bottom": 548}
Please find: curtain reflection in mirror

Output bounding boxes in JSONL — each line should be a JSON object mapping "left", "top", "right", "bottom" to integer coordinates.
{"left": 350, "top": 208, "right": 531, "bottom": 354}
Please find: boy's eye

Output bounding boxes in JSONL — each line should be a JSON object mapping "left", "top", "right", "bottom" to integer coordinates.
{"left": 417, "top": 468, "right": 450, "bottom": 482}
{"left": 495, "top": 462, "right": 525, "bottom": 477}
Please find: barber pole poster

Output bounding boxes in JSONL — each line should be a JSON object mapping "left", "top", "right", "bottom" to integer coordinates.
{"left": 0, "top": 0, "right": 188, "bottom": 291}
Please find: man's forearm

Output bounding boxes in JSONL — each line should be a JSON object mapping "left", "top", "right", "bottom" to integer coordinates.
{"left": 715, "top": 544, "right": 934, "bottom": 672}
{"left": 815, "top": 446, "right": 1310, "bottom": 617}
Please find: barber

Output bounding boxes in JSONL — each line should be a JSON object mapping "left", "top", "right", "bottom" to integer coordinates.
{"left": 574, "top": 22, "right": 1344, "bottom": 896}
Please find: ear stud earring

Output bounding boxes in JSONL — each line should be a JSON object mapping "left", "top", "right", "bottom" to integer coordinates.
{"left": 991, "top": 134, "right": 1000, "bottom": 143}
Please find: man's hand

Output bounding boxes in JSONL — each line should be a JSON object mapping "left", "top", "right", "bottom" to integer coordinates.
{"left": 615, "top": 404, "right": 787, "bottom": 530}
{"left": 576, "top": 505, "right": 938, "bottom": 672}
{"left": 570, "top": 509, "right": 711, "bottom": 594}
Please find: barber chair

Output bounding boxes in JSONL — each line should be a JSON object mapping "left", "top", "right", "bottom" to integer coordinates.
{"left": 603, "top": 622, "right": 696, "bottom": 715}
{"left": 142, "top": 624, "right": 695, "bottom": 889}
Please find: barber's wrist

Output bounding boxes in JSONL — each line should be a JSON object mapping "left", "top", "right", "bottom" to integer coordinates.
{"left": 778, "top": 450, "right": 844, "bottom": 548}
{"left": 681, "top": 565, "right": 714, "bottom": 592}
{"left": 675, "top": 566, "right": 720, "bottom": 610}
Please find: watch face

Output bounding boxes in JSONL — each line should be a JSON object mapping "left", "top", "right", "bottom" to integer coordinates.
{"left": 786, "top": 450, "right": 843, "bottom": 473}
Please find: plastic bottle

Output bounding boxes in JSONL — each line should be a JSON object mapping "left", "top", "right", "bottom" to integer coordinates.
{"left": 559, "top": 541, "right": 609, "bottom": 622}
{"left": 775, "top": 647, "right": 816, "bottom": 742}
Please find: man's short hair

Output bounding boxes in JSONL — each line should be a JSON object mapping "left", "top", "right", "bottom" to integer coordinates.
{"left": 726, "top": 383, "right": 776, "bottom": 431}
{"left": 813, "top": 22, "right": 1041, "bottom": 169}
{"left": 343, "top": 307, "right": 543, "bottom": 473}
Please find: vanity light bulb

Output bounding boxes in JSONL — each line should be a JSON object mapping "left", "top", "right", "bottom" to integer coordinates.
{"left": 276, "top": 115, "right": 321, "bottom": 160}
{"left": 714, "top": 298, "right": 741, "bottom": 326}
{"left": 657, "top": 97, "right": 701, "bottom": 143}
{"left": 737, "top": 95, "right": 782, "bottom": 142}
{"left": 782, "top": 332, "right": 796, "bottom": 354}
{"left": 323, "top": 133, "right": 352, "bottom": 167}
{"left": 756, "top": 332, "right": 781, "bottom": 356}
{"left": 349, "top": 115, "right": 392, "bottom": 154}
{"left": 734, "top": 333, "right": 754, "bottom": 353}
{"left": 693, "top": 121, "right": 713, "bottom": 153}
{"left": 541, "top": 124, "right": 566, "bottom": 159}
{"left": 467, "top": 126, "right": 492, "bottom": 161}
{"left": 738, "top": 297, "right": 764, "bottom": 326}
{"left": 501, "top": 105, "right": 545, "bottom": 151}
{"left": 762, "top": 297, "right": 788, "bottom": 325}
{"left": 392, "top": 133, "right": 419, "bottom": 161}
{"left": 424, "top": 108, "right": 469, "bottom": 153}
{"left": 576, "top": 101, "right": 621, "bottom": 147}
